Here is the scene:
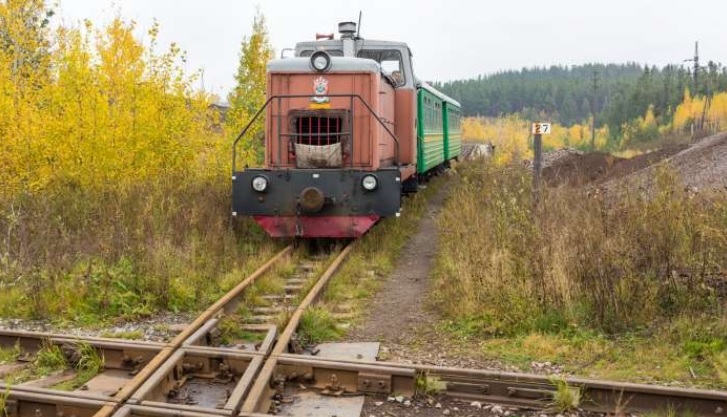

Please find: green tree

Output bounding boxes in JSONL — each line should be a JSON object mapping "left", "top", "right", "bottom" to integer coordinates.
{"left": 227, "top": 10, "right": 273, "bottom": 166}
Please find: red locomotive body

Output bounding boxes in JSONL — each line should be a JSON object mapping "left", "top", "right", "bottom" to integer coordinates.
{"left": 232, "top": 22, "right": 456, "bottom": 238}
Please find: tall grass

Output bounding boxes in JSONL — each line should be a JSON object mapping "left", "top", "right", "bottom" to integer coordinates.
{"left": 0, "top": 175, "right": 278, "bottom": 321}
{"left": 434, "top": 162, "right": 727, "bottom": 334}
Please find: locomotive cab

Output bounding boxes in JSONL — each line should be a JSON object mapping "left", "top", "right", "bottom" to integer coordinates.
{"left": 232, "top": 22, "right": 427, "bottom": 238}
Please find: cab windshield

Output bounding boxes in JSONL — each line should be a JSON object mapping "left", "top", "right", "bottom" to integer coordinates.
{"left": 357, "top": 49, "right": 405, "bottom": 86}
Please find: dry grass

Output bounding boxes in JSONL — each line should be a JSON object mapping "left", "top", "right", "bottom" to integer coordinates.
{"left": 435, "top": 162, "right": 727, "bottom": 333}
{"left": 0, "top": 175, "right": 280, "bottom": 322}
{"left": 548, "top": 376, "right": 581, "bottom": 412}
{"left": 434, "top": 161, "right": 727, "bottom": 386}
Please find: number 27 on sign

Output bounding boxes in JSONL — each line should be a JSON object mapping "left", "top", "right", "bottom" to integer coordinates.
{"left": 532, "top": 123, "right": 551, "bottom": 135}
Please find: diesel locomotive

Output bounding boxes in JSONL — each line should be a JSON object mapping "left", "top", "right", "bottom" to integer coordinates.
{"left": 232, "top": 21, "right": 461, "bottom": 238}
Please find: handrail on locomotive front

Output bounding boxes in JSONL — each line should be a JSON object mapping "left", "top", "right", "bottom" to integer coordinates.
{"left": 232, "top": 94, "right": 401, "bottom": 172}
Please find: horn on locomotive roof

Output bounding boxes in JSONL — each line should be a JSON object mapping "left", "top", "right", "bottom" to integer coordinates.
{"left": 316, "top": 33, "right": 334, "bottom": 40}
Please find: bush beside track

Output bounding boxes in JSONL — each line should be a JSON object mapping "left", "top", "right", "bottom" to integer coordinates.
{"left": 433, "top": 145, "right": 727, "bottom": 387}
{"left": 0, "top": 178, "right": 280, "bottom": 322}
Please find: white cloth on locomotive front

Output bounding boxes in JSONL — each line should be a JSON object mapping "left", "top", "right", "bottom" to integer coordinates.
{"left": 294, "top": 143, "right": 343, "bottom": 168}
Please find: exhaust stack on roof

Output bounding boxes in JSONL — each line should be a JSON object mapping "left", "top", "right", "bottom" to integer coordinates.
{"left": 339, "top": 21, "right": 356, "bottom": 57}
{"left": 338, "top": 21, "right": 357, "bottom": 39}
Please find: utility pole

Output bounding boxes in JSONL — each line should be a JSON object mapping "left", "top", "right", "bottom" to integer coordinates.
{"left": 693, "top": 41, "right": 699, "bottom": 94}
{"left": 591, "top": 71, "right": 599, "bottom": 151}
{"left": 684, "top": 41, "right": 700, "bottom": 94}
{"left": 683, "top": 41, "right": 702, "bottom": 131}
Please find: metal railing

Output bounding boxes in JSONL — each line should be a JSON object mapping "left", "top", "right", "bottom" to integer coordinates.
{"left": 232, "top": 94, "right": 401, "bottom": 172}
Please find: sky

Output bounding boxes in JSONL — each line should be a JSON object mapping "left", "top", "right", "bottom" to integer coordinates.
{"left": 57, "top": 0, "right": 727, "bottom": 98}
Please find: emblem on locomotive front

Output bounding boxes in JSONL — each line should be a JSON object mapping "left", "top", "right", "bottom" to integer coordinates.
{"left": 311, "top": 76, "right": 330, "bottom": 104}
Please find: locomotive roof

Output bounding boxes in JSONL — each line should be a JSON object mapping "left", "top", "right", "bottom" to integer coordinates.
{"left": 292, "top": 37, "right": 460, "bottom": 107}
{"left": 268, "top": 57, "right": 380, "bottom": 73}
{"left": 294, "top": 39, "right": 412, "bottom": 55}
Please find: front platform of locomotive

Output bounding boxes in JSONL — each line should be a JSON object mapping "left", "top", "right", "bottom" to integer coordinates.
{"left": 232, "top": 22, "right": 418, "bottom": 238}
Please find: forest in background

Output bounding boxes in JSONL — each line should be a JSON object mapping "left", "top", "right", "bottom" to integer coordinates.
{"left": 438, "top": 62, "right": 727, "bottom": 152}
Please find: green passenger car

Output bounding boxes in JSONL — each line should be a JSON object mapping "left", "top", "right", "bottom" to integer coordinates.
{"left": 416, "top": 83, "right": 461, "bottom": 176}
{"left": 444, "top": 103, "right": 462, "bottom": 161}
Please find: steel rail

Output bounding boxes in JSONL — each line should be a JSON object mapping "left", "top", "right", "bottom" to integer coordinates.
{"left": 112, "top": 405, "right": 232, "bottom": 417}
{"left": 0, "top": 331, "right": 166, "bottom": 401}
{"left": 83, "top": 245, "right": 294, "bottom": 417}
{"left": 1, "top": 390, "right": 109, "bottom": 417}
{"left": 265, "top": 352, "right": 727, "bottom": 416}
{"left": 0, "top": 330, "right": 169, "bottom": 348}
{"left": 127, "top": 347, "right": 262, "bottom": 414}
{"left": 240, "top": 243, "right": 354, "bottom": 413}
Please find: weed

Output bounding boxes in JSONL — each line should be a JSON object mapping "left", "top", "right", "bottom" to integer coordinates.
{"left": 238, "top": 330, "right": 266, "bottom": 343}
{"left": 0, "top": 343, "right": 20, "bottom": 364}
{"left": 414, "top": 372, "right": 445, "bottom": 396}
{"left": 217, "top": 315, "right": 264, "bottom": 345}
{"left": 297, "top": 307, "right": 341, "bottom": 346}
{"left": 52, "top": 342, "right": 104, "bottom": 391}
{"left": 711, "top": 351, "right": 727, "bottom": 386}
{"left": 1, "top": 340, "right": 71, "bottom": 386}
{"left": 548, "top": 376, "right": 581, "bottom": 412}
{"left": 75, "top": 343, "right": 104, "bottom": 376}
{"left": 683, "top": 338, "right": 726, "bottom": 360}
{"left": 33, "top": 341, "right": 67, "bottom": 376}
{"left": 275, "top": 310, "right": 294, "bottom": 332}
{"left": 0, "top": 383, "right": 10, "bottom": 417}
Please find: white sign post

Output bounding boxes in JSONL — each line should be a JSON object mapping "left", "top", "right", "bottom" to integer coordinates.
{"left": 531, "top": 122, "right": 551, "bottom": 201}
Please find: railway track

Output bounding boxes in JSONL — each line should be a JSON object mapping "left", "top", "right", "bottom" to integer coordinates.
{"left": 1, "top": 243, "right": 727, "bottom": 417}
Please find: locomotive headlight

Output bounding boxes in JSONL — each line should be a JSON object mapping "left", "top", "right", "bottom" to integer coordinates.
{"left": 251, "top": 175, "right": 269, "bottom": 193}
{"left": 361, "top": 174, "right": 378, "bottom": 191}
{"left": 310, "top": 51, "right": 332, "bottom": 72}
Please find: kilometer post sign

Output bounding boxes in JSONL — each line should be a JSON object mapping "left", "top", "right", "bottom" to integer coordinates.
{"left": 532, "top": 122, "right": 552, "bottom": 135}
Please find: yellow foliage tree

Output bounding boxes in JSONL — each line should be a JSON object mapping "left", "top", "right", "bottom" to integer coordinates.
{"left": 0, "top": 1, "right": 220, "bottom": 198}
{"left": 227, "top": 10, "right": 273, "bottom": 167}
{"left": 673, "top": 89, "right": 727, "bottom": 133}
{"left": 461, "top": 116, "right": 608, "bottom": 165}
{"left": 0, "top": 0, "right": 53, "bottom": 195}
